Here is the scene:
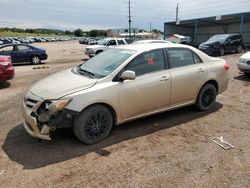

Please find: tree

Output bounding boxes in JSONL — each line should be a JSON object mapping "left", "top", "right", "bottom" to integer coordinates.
{"left": 65, "top": 30, "right": 72, "bottom": 35}
{"left": 74, "top": 29, "right": 83, "bottom": 37}
{"left": 89, "top": 30, "right": 107, "bottom": 37}
{"left": 152, "top": 29, "right": 162, "bottom": 34}
{"left": 89, "top": 30, "right": 99, "bottom": 37}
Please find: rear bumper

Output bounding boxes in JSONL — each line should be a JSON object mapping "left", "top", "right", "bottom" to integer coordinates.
{"left": 40, "top": 53, "right": 48, "bottom": 61}
{"left": 22, "top": 101, "right": 51, "bottom": 140}
{"left": 0, "top": 68, "right": 15, "bottom": 81}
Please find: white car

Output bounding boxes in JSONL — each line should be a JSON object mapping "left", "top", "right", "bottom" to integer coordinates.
{"left": 22, "top": 43, "right": 229, "bottom": 144}
{"left": 133, "top": 40, "right": 172, "bottom": 44}
{"left": 166, "top": 34, "right": 192, "bottom": 45}
{"left": 237, "top": 52, "right": 250, "bottom": 77}
{"left": 85, "top": 38, "right": 128, "bottom": 57}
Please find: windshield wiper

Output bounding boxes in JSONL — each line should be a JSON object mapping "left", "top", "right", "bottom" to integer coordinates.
{"left": 79, "top": 68, "right": 95, "bottom": 78}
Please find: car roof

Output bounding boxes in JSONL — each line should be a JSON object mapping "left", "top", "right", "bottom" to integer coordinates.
{"left": 115, "top": 43, "right": 193, "bottom": 52}
{"left": 0, "top": 43, "right": 33, "bottom": 48}
{"left": 133, "top": 40, "right": 171, "bottom": 43}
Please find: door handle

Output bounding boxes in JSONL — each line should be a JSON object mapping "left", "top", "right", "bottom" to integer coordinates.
{"left": 197, "top": 68, "right": 205, "bottom": 73}
{"left": 160, "top": 76, "right": 169, "bottom": 81}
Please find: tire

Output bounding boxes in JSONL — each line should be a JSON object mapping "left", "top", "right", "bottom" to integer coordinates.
{"left": 219, "top": 47, "right": 225, "bottom": 56}
{"left": 195, "top": 83, "right": 217, "bottom": 111}
{"left": 31, "top": 56, "right": 41, "bottom": 64}
{"left": 244, "top": 72, "right": 250, "bottom": 78}
{"left": 96, "top": 50, "right": 103, "bottom": 55}
{"left": 73, "top": 105, "right": 113, "bottom": 144}
{"left": 236, "top": 45, "right": 243, "bottom": 53}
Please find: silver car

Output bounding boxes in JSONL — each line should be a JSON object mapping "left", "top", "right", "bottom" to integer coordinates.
{"left": 237, "top": 51, "right": 250, "bottom": 77}
{"left": 22, "top": 43, "right": 229, "bottom": 144}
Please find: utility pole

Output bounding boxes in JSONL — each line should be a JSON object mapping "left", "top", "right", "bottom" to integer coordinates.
{"left": 150, "top": 21, "right": 152, "bottom": 32}
{"left": 176, "top": 3, "right": 179, "bottom": 25}
{"left": 128, "top": 0, "right": 132, "bottom": 38}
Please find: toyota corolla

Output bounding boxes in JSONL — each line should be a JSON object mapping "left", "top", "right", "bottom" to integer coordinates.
{"left": 22, "top": 43, "right": 229, "bottom": 144}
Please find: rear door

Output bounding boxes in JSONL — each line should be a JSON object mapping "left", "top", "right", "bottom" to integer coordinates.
{"left": 118, "top": 49, "right": 171, "bottom": 119}
{"left": 167, "top": 48, "right": 208, "bottom": 107}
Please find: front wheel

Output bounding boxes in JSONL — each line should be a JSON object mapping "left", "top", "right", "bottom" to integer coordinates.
{"left": 195, "top": 83, "right": 217, "bottom": 111}
{"left": 73, "top": 105, "right": 113, "bottom": 144}
{"left": 31, "top": 56, "right": 41, "bottom": 64}
{"left": 244, "top": 72, "right": 250, "bottom": 78}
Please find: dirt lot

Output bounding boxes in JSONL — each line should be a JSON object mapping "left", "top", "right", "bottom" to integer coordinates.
{"left": 0, "top": 41, "right": 249, "bottom": 188}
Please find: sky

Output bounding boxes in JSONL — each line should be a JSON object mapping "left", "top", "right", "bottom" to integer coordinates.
{"left": 0, "top": 0, "right": 249, "bottom": 31}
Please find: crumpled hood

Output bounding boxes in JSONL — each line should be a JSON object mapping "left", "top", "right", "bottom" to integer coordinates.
{"left": 30, "top": 68, "right": 97, "bottom": 99}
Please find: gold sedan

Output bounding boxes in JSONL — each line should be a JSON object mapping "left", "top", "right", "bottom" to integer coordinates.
{"left": 22, "top": 43, "right": 230, "bottom": 144}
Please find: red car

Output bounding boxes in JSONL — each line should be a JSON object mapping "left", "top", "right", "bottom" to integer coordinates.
{"left": 0, "top": 56, "right": 15, "bottom": 81}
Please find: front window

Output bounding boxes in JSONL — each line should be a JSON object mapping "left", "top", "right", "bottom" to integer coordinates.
{"left": 125, "top": 50, "right": 165, "bottom": 76}
{"left": 79, "top": 48, "right": 136, "bottom": 78}
{"left": 0, "top": 46, "right": 13, "bottom": 52}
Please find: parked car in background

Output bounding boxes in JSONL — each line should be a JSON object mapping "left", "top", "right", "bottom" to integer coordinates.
{"left": 22, "top": 43, "right": 229, "bottom": 144}
{"left": 199, "top": 33, "right": 244, "bottom": 56}
{"left": 0, "top": 56, "right": 14, "bottom": 82}
{"left": 85, "top": 38, "right": 128, "bottom": 57}
{"left": 165, "top": 34, "right": 192, "bottom": 45}
{"left": 0, "top": 44, "right": 48, "bottom": 64}
{"left": 237, "top": 51, "right": 250, "bottom": 77}
{"left": 133, "top": 39, "right": 172, "bottom": 44}
{"left": 0, "top": 38, "right": 20, "bottom": 44}
{"left": 79, "top": 38, "right": 89, "bottom": 44}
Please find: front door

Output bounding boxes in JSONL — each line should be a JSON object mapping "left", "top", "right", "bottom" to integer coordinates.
{"left": 118, "top": 49, "right": 171, "bottom": 119}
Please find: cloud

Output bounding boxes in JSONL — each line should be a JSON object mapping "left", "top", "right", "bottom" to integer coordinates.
{"left": 0, "top": 0, "right": 249, "bottom": 30}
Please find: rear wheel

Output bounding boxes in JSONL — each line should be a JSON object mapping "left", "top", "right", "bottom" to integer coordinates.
{"left": 195, "top": 83, "right": 217, "bottom": 111}
{"left": 31, "top": 56, "right": 41, "bottom": 64}
{"left": 73, "top": 105, "right": 113, "bottom": 144}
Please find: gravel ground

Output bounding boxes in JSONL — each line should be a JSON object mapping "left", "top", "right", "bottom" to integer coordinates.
{"left": 0, "top": 41, "right": 249, "bottom": 188}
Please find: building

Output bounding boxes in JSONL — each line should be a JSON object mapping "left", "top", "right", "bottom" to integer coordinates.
{"left": 107, "top": 28, "right": 163, "bottom": 40}
{"left": 164, "top": 12, "right": 250, "bottom": 46}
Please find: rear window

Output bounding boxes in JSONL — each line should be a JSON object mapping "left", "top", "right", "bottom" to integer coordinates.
{"left": 167, "top": 48, "right": 202, "bottom": 68}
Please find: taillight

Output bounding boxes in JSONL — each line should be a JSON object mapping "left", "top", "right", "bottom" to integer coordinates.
{"left": 7, "top": 56, "right": 12, "bottom": 64}
{"left": 224, "top": 63, "right": 230, "bottom": 71}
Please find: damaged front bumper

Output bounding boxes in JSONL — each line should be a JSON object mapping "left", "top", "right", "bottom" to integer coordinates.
{"left": 22, "top": 92, "right": 74, "bottom": 140}
{"left": 22, "top": 101, "right": 52, "bottom": 140}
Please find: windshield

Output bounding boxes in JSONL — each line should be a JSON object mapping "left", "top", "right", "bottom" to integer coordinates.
{"left": 80, "top": 48, "right": 136, "bottom": 78}
{"left": 97, "top": 39, "right": 109, "bottom": 45}
{"left": 207, "top": 34, "right": 229, "bottom": 43}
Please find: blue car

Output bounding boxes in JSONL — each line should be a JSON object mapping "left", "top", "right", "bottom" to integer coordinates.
{"left": 0, "top": 44, "right": 48, "bottom": 64}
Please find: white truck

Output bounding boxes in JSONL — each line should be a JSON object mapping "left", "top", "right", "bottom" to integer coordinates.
{"left": 85, "top": 38, "right": 128, "bottom": 57}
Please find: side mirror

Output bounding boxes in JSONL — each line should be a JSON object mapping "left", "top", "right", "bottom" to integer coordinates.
{"left": 120, "top": 70, "right": 136, "bottom": 81}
